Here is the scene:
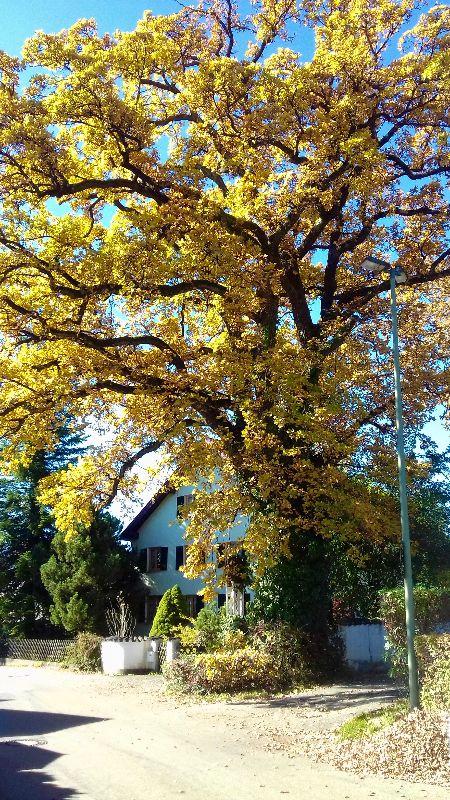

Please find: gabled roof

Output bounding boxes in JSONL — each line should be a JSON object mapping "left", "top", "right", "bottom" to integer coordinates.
{"left": 121, "top": 483, "right": 174, "bottom": 541}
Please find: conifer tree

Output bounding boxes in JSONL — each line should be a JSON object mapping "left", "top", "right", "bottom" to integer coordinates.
{"left": 150, "top": 586, "right": 189, "bottom": 638}
{"left": 41, "top": 511, "right": 138, "bottom": 634}
{"left": 0, "top": 424, "right": 84, "bottom": 635}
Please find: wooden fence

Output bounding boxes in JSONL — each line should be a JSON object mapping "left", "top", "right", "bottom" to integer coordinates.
{"left": 0, "top": 638, "right": 72, "bottom": 662}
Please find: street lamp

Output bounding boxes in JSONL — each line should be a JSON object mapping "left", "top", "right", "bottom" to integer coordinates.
{"left": 360, "top": 255, "right": 420, "bottom": 710}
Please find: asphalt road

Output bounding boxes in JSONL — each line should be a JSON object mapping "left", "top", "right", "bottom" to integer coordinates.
{"left": 0, "top": 666, "right": 446, "bottom": 800}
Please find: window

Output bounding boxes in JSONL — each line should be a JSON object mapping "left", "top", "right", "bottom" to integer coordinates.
{"left": 217, "top": 543, "right": 248, "bottom": 585}
{"left": 137, "top": 595, "right": 162, "bottom": 624}
{"left": 185, "top": 595, "right": 204, "bottom": 617}
{"left": 217, "top": 592, "right": 250, "bottom": 613}
{"left": 176, "top": 494, "right": 194, "bottom": 517}
{"left": 176, "top": 545, "right": 189, "bottom": 570}
{"left": 138, "top": 548, "right": 148, "bottom": 572}
{"left": 138, "top": 547, "right": 168, "bottom": 573}
{"left": 177, "top": 543, "right": 209, "bottom": 568}
{"left": 148, "top": 547, "right": 168, "bottom": 572}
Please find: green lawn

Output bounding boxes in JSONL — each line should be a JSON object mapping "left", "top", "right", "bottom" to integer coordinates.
{"left": 336, "top": 701, "right": 408, "bottom": 741}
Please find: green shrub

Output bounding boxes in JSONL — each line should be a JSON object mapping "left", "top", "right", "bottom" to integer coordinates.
{"left": 251, "top": 620, "right": 343, "bottom": 683}
{"left": 198, "top": 648, "right": 275, "bottom": 692}
{"left": 164, "top": 619, "right": 342, "bottom": 694}
{"left": 172, "top": 623, "right": 199, "bottom": 654}
{"left": 250, "top": 620, "right": 312, "bottom": 686}
{"left": 150, "top": 585, "right": 189, "bottom": 638}
{"left": 416, "top": 633, "right": 450, "bottom": 710}
{"left": 415, "top": 633, "right": 450, "bottom": 673}
{"left": 379, "top": 585, "right": 450, "bottom": 678}
{"left": 220, "top": 628, "right": 248, "bottom": 651}
{"left": 63, "top": 632, "right": 102, "bottom": 672}
{"left": 162, "top": 653, "right": 200, "bottom": 691}
{"left": 193, "top": 604, "right": 224, "bottom": 651}
{"left": 219, "top": 609, "right": 248, "bottom": 638}
{"left": 164, "top": 647, "right": 276, "bottom": 694}
{"left": 179, "top": 604, "right": 249, "bottom": 653}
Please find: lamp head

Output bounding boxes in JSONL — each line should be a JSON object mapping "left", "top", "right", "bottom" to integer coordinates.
{"left": 360, "top": 255, "right": 391, "bottom": 275}
{"left": 394, "top": 268, "right": 407, "bottom": 284}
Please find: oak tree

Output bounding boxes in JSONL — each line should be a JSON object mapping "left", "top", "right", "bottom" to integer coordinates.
{"left": 0, "top": 1, "right": 449, "bottom": 617}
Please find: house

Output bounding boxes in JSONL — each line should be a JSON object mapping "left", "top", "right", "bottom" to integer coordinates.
{"left": 121, "top": 485, "right": 252, "bottom": 631}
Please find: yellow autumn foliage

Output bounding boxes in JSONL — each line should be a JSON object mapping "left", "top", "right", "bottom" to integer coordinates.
{"left": 0, "top": 1, "right": 449, "bottom": 592}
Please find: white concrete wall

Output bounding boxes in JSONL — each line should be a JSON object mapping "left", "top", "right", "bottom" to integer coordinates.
{"left": 339, "top": 623, "right": 386, "bottom": 668}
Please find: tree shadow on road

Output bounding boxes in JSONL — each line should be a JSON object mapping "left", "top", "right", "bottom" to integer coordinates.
{"left": 230, "top": 684, "right": 404, "bottom": 711}
{"left": 0, "top": 740, "right": 80, "bottom": 799}
{"left": 0, "top": 707, "right": 106, "bottom": 799}
{"left": 0, "top": 708, "right": 105, "bottom": 738}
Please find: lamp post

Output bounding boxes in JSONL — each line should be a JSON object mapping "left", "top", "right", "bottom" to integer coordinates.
{"left": 361, "top": 256, "right": 420, "bottom": 710}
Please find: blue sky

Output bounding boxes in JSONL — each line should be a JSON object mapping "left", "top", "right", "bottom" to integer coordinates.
{"left": 0, "top": 0, "right": 317, "bottom": 58}
{"left": 0, "top": 1, "right": 178, "bottom": 53}
{"left": 0, "top": 0, "right": 448, "bottom": 498}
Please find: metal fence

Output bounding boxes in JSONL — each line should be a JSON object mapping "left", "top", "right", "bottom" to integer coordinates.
{"left": 0, "top": 638, "right": 72, "bottom": 662}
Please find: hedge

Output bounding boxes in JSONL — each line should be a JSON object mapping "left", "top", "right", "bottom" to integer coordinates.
{"left": 379, "top": 585, "right": 450, "bottom": 678}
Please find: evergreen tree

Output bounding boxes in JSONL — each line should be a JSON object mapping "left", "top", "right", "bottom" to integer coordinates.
{"left": 41, "top": 512, "right": 138, "bottom": 635}
{"left": 0, "top": 423, "right": 85, "bottom": 636}
{"left": 150, "top": 586, "right": 189, "bottom": 638}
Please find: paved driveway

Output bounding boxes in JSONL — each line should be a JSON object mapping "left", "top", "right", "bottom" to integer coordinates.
{"left": 0, "top": 666, "right": 445, "bottom": 800}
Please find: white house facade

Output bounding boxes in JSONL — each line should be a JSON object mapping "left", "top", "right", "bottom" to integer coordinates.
{"left": 121, "top": 485, "right": 252, "bottom": 632}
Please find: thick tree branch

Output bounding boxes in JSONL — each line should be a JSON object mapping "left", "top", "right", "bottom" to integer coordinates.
{"left": 100, "top": 419, "right": 197, "bottom": 507}
{"left": 335, "top": 260, "right": 450, "bottom": 310}
{"left": 386, "top": 152, "right": 450, "bottom": 180}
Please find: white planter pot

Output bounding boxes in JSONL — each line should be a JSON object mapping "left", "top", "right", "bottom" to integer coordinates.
{"left": 166, "top": 638, "right": 180, "bottom": 662}
{"left": 101, "top": 640, "right": 149, "bottom": 674}
{"left": 146, "top": 638, "right": 161, "bottom": 672}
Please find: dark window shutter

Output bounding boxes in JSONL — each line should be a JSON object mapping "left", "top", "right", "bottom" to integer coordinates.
{"left": 160, "top": 547, "right": 168, "bottom": 571}
{"left": 217, "top": 543, "right": 226, "bottom": 566}
{"left": 176, "top": 546, "right": 184, "bottom": 570}
{"left": 148, "top": 596, "right": 161, "bottom": 622}
{"left": 195, "top": 596, "right": 204, "bottom": 615}
{"left": 176, "top": 496, "right": 184, "bottom": 517}
{"left": 138, "top": 598, "right": 146, "bottom": 623}
{"left": 138, "top": 549, "right": 147, "bottom": 572}
{"left": 218, "top": 594, "right": 226, "bottom": 608}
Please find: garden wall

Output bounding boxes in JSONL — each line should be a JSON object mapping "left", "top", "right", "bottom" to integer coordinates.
{"left": 339, "top": 623, "right": 386, "bottom": 670}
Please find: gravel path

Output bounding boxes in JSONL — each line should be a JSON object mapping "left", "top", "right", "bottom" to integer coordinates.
{"left": 0, "top": 665, "right": 447, "bottom": 800}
